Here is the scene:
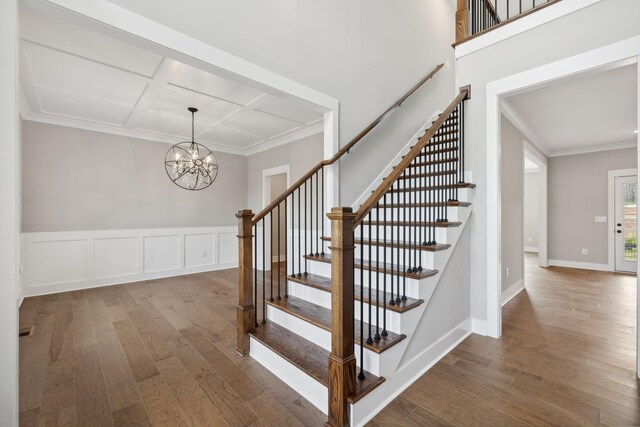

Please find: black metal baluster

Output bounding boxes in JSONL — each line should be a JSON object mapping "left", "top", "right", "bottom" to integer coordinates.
{"left": 254, "top": 226, "right": 258, "bottom": 327}
{"left": 309, "top": 174, "right": 314, "bottom": 258}
{"left": 375, "top": 202, "right": 381, "bottom": 342}
{"left": 461, "top": 100, "right": 466, "bottom": 184}
{"left": 277, "top": 204, "right": 281, "bottom": 300}
{"left": 304, "top": 181, "right": 308, "bottom": 276}
{"left": 321, "top": 168, "right": 325, "bottom": 256}
{"left": 358, "top": 224, "right": 365, "bottom": 381}
{"left": 291, "top": 191, "right": 295, "bottom": 278}
{"left": 284, "top": 198, "right": 288, "bottom": 298}
{"left": 367, "top": 214, "right": 373, "bottom": 345}
{"left": 389, "top": 183, "right": 395, "bottom": 307}
{"left": 382, "top": 195, "right": 388, "bottom": 337}
{"left": 520, "top": 0, "right": 522, "bottom": 14}
{"left": 315, "top": 171, "right": 320, "bottom": 256}
{"left": 262, "top": 217, "right": 266, "bottom": 324}
{"left": 270, "top": 212, "right": 274, "bottom": 302}
{"left": 297, "top": 188, "right": 302, "bottom": 277}
{"left": 401, "top": 170, "right": 407, "bottom": 303}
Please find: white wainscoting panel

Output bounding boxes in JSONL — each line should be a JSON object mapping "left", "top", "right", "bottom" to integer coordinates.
{"left": 21, "top": 226, "right": 238, "bottom": 297}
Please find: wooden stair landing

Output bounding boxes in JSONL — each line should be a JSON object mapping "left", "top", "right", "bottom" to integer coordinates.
{"left": 305, "top": 253, "right": 437, "bottom": 280}
{"left": 288, "top": 273, "right": 424, "bottom": 313}
{"left": 250, "top": 322, "right": 384, "bottom": 404}
{"left": 267, "top": 296, "right": 406, "bottom": 353}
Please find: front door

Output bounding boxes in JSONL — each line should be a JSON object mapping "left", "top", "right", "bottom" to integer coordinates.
{"left": 614, "top": 175, "right": 638, "bottom": 273}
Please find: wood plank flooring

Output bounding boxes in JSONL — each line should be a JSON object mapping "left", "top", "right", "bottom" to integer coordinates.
{"left": 369, "top": 253, "right": 639, "bottom": 426}
{"left": 19, "top": 268, "right": 326, "bottom": 427}
{"left": 20, "top": 253, "right": 638, "bottom": 426}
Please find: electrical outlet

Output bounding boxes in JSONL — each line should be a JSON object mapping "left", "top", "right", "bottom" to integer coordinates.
{"left": 581, "top": 248, "right": 588, "bottom": 255}
{"left": 202, "top": 250, "right": 207, "bottom": 257}
{"left": 528, "top": 237, "right": 533, "bottom": 242}
{"left": 505, "top": 267, "right": 509, "bottom": 278}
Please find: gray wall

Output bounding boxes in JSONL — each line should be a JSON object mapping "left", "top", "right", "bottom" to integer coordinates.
{"left": 524, "top": 171, "right": 539, "bottom": 249}
{"left": 105, "top": 0, "right": 458, "bottom": 206}
{"left": 457, "top": 0, "right": 640, "bottom": 322}
{"left": 549, "top": 147, "right": 637, "bottom": 265}
{"left": 501, "top": 115, "right": 524, "bottom": 291}
{"left": 246, "top": 133, "right": 323, "bottom": 213}
{"left": 22, "top": 121, "right": 247, "bottom": 232}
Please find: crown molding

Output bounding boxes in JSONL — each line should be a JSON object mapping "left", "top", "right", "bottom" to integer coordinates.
{"left": 501, "top": 100, "right": 550, "bottom": 156}
{"left": 548, "top": 140, "right": 637, "bottom": 157}
{"left": 243, "top": 121, "right": 323, "bottom": 156}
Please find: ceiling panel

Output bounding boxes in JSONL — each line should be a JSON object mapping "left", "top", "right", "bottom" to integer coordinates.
{"left": 38, "top": 87, "right": 133, "bottom": 126}
{"left": 221, "top": 109, "right": 301, "bottom": 138}
{"left": 149, "top": 84, "right": 242, "bottom": 124}
{"left": 506, "top": 63, "right": 638, "bottom": 152}
{"left": 169, "top": 64, "right": 264, "bottom": 106}
{"left": 24, "top": 42, "right": 149, "bottom": 107}
{"left": 133, "top": 110, "right": 202, "bottom": 139}
{"left": 20, "top": 5, "right": 162, "bottom": 78}
{"left": 254, "top": 94, "right": 323, "bottom": 124}
{"left": 198, "top": 126, "right": 264, "bottom": 148}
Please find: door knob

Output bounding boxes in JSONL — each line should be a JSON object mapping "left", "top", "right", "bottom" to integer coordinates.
{"left": 617, "top": 230, "right": 622, "bottom": 233}
{"left": 617, "top": 223, "right": 622, "bottom": 226}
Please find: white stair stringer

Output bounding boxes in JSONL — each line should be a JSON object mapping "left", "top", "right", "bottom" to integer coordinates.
{"left": 248, "top": 180, "right": 474, "bottom": 426}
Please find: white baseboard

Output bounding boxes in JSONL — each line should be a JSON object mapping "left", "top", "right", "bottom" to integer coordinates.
{"left": 524, "top": 246, "right": 539, "bottom": 253}
{"left": 352, "top": 318, "right": 472, "bottom": 426}
{"left": 548, "top": 259, "right": 611, "bottom": 272}
{"left": 501, "top": 279, "right": 525, "bottom": 306}
{"left": 20, "top": 226, "right": 239, "bottom": 297}
{"left": 471, "top": 317, "right": 487, "bottom": 336}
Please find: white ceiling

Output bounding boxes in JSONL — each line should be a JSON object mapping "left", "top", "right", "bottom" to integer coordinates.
{"left": 19, "top": 6, "right": 324, "bottom": 156}
{"left": 504, "top": 62, "right": 638, "bottom": 157}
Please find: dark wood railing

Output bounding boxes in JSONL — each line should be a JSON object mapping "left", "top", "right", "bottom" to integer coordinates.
{"left": 328, "top": 87, "right": 469, "bottom": 426}
{"left": 456, "top": 0, "right": 561, "bottom": 44}
{"left": 236, "top": 64, "right": 444, "bottom": 356}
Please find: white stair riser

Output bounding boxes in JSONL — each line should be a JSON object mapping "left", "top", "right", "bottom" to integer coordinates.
{"left": 381, "top": 188, "right": 471, "bottom": 203}
{"left": 365, "top": 206, "right": 462, "bottom": 222}
{"left": 249, "top": 337, "right": 328, "bottom": 414}
{"left": 287, "top": 281, "right": 405, "bottom": 333}
{"left": 326, "top": 244, "right": 453, "bottom": 270}
{"left": 307, "top": 261, "right": 424, "bottom": 299}
{"left": 358, "top": 226, "right": 451, "bottom": 244}
{"left": 266, "top": 305, "right": 393, "bottom": 376}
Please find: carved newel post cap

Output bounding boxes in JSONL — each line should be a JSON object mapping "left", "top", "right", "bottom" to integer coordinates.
{"left": 327, "top": 207, "right": 356, "bottom": 220}
{"left": 236, "top": 209, "right": 254, "bottom": 218}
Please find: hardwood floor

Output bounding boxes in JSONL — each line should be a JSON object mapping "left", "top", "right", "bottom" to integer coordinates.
{"left": 19, "top": 266, "right": 326, "bottom": 427}
{"left": 20, "top": 254, "right": 639, "bottom": 426}
{"left": 370, "top": 253, "right": 639, "bottom": 426}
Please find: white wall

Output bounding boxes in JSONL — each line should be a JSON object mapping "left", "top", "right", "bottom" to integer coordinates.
{"left": 0, "top": 0, "right": 19, "bottom": 424}
{"left": 501, "top": 115, "right": 524, "bottom": 292}
{"left": 524, "top": 171, "right": 539, "bottom": 250}
{"left": 22, "top": 121, "right": 247, "bottom": 232}
{"left": 98, "top": 0, "right": 458, "bottom": 206}
{"left": 20, "top": 227, "right": 238, "bottom": 297}
{"left": 457, "top": 0, "right": 640, "bottom": 328}
{"left": 549, "top": 147, "right": 637, "bottom": 266}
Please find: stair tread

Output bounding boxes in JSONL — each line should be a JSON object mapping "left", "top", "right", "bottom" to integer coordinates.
{"left": 288, "top": 273, "right": 424, "bottom": 313}
{"left": 305, "top": 253, "right": 437, "bottom": 280}
{"left": 361, "top": 220, "right": 462, "bottom": 228}
{"left": 320, "top": 236, "right": 451, "bottom": 252}
{"left": 250, "top": 322, "right": 384, "bottom": 404}
{"left": 387, "top": 182, "right": 476, "bottom": 193}
{"left": 267, "top": 296, "right": 406, "bottom": 353}
{"left": 377, "top": 201, "right": 471, "bottom": 208}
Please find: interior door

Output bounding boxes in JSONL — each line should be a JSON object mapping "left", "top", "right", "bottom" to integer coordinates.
{"left": 614, "top": 175, "right": 638, "bottom": 273}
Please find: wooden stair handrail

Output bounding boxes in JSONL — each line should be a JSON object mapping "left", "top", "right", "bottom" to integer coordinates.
{"left": 353, "top": 88, "right": 469, "bottom": 226}
{"left": 251, "top": 63, "right": 445, "bottom": 226}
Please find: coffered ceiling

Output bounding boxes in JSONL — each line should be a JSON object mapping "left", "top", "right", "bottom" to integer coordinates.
{"left": 19, "top": 5, "right": 324, "bottom": 156}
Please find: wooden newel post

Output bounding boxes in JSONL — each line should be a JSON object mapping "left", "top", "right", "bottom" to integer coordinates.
{"left": 326, "top": 207, "right": 357, "bottom": 427}
{"left": 455, "top": 0, "right": 468, "bottom": 44}
{"left": 236, "top": 209, "right": 255, "bottom": 356}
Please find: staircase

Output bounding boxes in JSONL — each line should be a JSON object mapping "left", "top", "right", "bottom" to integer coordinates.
{"left": 236, "top": 67, "right": 474, "bottom": 426}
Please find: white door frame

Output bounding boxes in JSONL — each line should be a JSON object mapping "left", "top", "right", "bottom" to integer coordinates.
{"left": 608, "top": 168, "right": 638, "bottom": 271}
{"left": 485, "top": 37, "right": 640, "bottom": 381}
{"left": 523, "top": 141, "right": 548, "bottom": 269}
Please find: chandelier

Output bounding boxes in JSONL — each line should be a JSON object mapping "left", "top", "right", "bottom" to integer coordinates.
{"left": 164, "top": 107, "right": 218, "bottom": 191}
